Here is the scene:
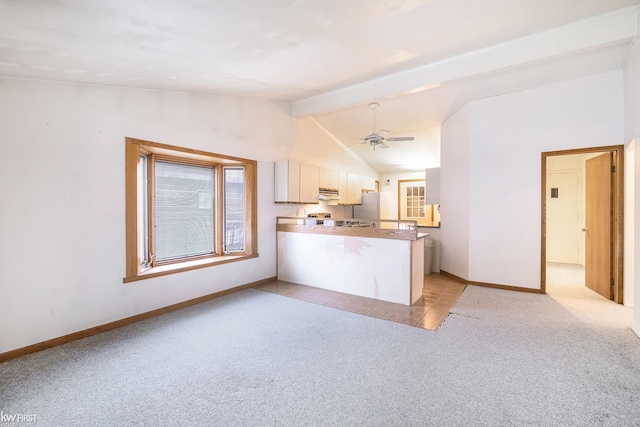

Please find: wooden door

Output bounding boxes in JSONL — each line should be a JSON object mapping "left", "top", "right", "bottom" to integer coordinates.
{"left": 585, "top": 153, "right": 613, "bottom": 300}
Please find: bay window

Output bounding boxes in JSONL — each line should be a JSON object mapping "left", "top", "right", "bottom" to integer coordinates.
{"left": 125, "top": 137, "right": 257, "bottom": 282}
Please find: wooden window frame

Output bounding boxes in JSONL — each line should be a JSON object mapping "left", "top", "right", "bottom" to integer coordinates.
{"left": 398, "top": 179, "right": 430, "bottom": 226}
{"left": 124, "top": 137, "right": 258, "bottom": 283}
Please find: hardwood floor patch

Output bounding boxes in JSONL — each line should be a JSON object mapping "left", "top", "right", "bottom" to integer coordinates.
{"left": 256, "top": 273, "right": 467, "bottom": 331}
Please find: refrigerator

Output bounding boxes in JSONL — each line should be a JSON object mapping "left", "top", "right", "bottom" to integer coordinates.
{"left": 354, "top": 192, "right": 392, "bottom": 222}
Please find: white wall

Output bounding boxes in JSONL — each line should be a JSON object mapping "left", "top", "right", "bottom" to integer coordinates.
{"left": 292, "top": 117, "right": 379, "bottom": 178}
{"left": 624, "top": 12, "right": 640, "bottom": 334}
{"left": 440, "top": 104, "right": 472, "bottom": 280}
{"left": 0, "top": 79, "right": 282, "bottom": 353}
{"left": 0, "top": 78, "right": 368, "bottom": 354}
{"left": 441, "top": 71, "right": 624, "bottom": 289}
{"left": 626, "top": 141, "right": 636, "bottom": 308}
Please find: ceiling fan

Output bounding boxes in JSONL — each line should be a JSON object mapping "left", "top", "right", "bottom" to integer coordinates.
{"left": 349, "top": 102, "right": 415, "bottom": 150}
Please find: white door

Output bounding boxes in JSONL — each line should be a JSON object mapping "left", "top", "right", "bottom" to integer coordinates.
{"left": 546, "top": 171, "right": 580, "bottom": 264}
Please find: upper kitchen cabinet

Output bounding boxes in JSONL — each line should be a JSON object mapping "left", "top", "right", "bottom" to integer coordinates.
{"left": 346, "top": 172, "right": 363, "bottom": 205}
{"left": 275, "top": 160, "right": 300, "bottom": 203}
{"left": 299, "top": 163, "right": 319, "bottom": 204}
{"left": 425, "top": 167, "right": 440, "bottom": 205}
{"left": 275, "top": 160, "right": 319, "bottom": 204}
{"left": 319, "top": 167, "right": 340, "bottom": 190}
{"left": 338, "top": 171, "right": 348, "bottom": 202}
{"left": 276, "top": 161, "right": 373, "bottom": 205}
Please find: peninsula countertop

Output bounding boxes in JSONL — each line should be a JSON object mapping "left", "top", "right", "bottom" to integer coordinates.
{"left": 276, "top": 216, "right": 426, "bottom": 305}
{"left": 276, "top": 217, "right": 428, "bottom": 241}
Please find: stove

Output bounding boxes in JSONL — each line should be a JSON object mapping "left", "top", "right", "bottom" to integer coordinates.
{"left": 306, "top": 212, "right": 331, "bottom": 225}
{"left": 307, "top": 212, "right": 331, "bottom": 219}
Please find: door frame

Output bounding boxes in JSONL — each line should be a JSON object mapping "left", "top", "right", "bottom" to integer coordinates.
{"left": 541, "top": 145, "right": 624, "bottom": 303}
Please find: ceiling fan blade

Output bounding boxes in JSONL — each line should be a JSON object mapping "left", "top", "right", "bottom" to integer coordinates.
{"left": 385, "top": 136, "right": 415, "bottom": 142}
{"left": 378, "top": 129, "right": 390, "bottom": 136}
{"left": 347, "top": 141, "right": 367, "bottom": 148}
{"left": 378, "top": 142, "right": 390, "bottom": 149}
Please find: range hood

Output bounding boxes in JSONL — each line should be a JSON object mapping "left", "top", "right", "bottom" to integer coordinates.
{"left": 318, "top": 187, "right": 340, "bottom": 205}
{"left": 318, "top": 187, "right": 340, "bottom": 201}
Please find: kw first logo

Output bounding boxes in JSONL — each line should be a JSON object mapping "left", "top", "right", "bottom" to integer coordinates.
{"left": 0, "top": 411, "right": 38, "bottom": 425}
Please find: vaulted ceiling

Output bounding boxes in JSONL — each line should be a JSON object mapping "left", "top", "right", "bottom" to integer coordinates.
{"left": 1, "top": 0, "right": 637, "bottom": 172}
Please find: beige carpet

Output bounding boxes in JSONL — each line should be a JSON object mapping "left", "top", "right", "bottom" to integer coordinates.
{"left": 2, "top": 283, "right": 640, "bottom": 425}
{"left": 546, "top": 262, "right": 633, "bottom": 331}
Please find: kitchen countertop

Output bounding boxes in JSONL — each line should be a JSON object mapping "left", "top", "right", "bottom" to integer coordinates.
{"left": 276, "top": 217, "right": 423, "bottom": 241}
{"left": 418, "top": 222, "right": 440, "bottom": 229}
{"left": 277, "top": 217, "right": 426, "bottom": 305}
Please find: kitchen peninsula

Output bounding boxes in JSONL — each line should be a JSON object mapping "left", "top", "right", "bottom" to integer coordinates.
{"left": 276, "top": 217, "right": 427, "bottom": 305}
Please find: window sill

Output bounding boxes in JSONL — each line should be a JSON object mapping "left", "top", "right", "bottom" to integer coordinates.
{"left": 123, "top": 253, "right": 258, "bottom": 283}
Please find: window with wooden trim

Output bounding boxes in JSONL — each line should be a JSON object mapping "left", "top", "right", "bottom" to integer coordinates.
{"left": 404, "top": 184, "right": 426, "bottom": 219}
{"left": 125, "top": 137, "right": 257, "bottom": 282}
{"left": 398, "top": 179, "right": 426, "bottom": 221}
{"left": 397, "top": 178, "right": 440, "bottom": 226}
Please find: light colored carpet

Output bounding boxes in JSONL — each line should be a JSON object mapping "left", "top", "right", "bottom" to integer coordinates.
{"left": 1, "top": 284, "right": 639, "bottom": 426}
{"left": 546, "top": 262, "right": 633, "bottom": 330}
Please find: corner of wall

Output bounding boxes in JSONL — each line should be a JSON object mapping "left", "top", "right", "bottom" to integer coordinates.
{"left": 439, "top": 104, "right": 471, "bottom": 279}
{"left": 624, "top": 141, "right": 635, "bottom": 307}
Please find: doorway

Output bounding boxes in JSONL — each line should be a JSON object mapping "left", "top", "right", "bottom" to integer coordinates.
{"left": 541, "top": 145, "right": 624, "bottom": 304}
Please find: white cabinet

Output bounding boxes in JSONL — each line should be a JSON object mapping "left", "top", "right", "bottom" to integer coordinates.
{"left": 338, "top": 171, "right": 348, "bottom": 203}
{"left": 276, "top": 161, "right": 372, "bottom": 205}
{"left": 275, "top": 160, "right": 300, "bottom": 203}
{"left": 275, "top": 160, "right": 319, "bottom": 204}
{"left": 319, "top": 167, "right": 339, "bottom": 189}
{"left": 299, "top": 163, "right": 319, "bottom": 204}
{"left": 347, "top": 172, "right": 363, "bottom": 205}
{"left": 338, "top": 172, "right": 366, "bottom": 205}
{"left": 425, "top": 167, "right": 440, "bottom": 205}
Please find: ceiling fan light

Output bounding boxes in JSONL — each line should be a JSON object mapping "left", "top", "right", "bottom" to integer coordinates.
{"left": 347, "top": 102, "right": 416, "bottom": 151}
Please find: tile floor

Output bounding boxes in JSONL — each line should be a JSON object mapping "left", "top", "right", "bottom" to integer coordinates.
{"left": 255, "top": 273, "right": 467, "bottom": 331}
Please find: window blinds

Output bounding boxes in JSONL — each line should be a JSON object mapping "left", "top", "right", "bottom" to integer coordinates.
{"left": 154, "top": 161, "right": 214, "bottom": 261}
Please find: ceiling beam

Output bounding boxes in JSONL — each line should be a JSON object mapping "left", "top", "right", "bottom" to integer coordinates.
{"left": 291, "top": 5, "right": 638, "bottom": 118}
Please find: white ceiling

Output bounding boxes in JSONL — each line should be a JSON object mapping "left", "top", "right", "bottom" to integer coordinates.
{"left": 0, "top": 0, "right": 638, "bottom": 172}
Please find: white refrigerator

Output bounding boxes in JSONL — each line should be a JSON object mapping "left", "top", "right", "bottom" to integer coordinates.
{"left": 353, "top": 192, "right": 392, "bottom": 222}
